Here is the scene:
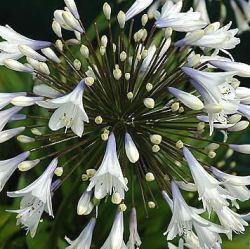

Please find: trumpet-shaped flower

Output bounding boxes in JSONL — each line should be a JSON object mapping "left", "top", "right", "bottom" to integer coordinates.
{"left": 101, "top": 211, "right": 126, "bottom": 249}
{"left": 87, "top": 133, "right": 128, "bottom": 199}
{"left": 125, "top": 0, "right": 153, "bottom": 21}
{"left": 77, "top": 190, "right": 94, "bottom": 215}
{"left": 65, "top": 218, "right": 96, "bottom": 249}
{"left": 0, "top": 152, "right": 30, "bottom": 191}
{"left": 155, "top": 0, "right": 207, "bottom": 32}
{"left": 183, "top": 147, "right": 230, "bottom": 213}
{"left": 127, "top": 208, "right": 141, "bottom": 249}
{"left": 0, "top": 106, "right": 22, "bottom": 132}
{"left": 0, "top": 25, "right": 51, "bottom": 65}
{"left": 8, "top": 158, "right": 58, "bottom": 217}
{"left": 37, "top": 80, "right": 89, "bottom": 137}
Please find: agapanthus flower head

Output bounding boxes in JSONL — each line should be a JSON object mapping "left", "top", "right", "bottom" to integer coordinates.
{"left": 0, "top": 0, "right": 250, "bottom": 248}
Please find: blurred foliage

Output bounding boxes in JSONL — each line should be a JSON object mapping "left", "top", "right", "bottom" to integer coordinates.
{"left": 0, "top": 0, "right": 250, "bottom": 248}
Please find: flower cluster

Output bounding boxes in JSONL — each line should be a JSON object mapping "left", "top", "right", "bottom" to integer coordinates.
{"left": 0, "top": 0, "right": 250, "bottom": 248}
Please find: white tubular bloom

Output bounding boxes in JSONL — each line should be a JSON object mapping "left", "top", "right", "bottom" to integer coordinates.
{"left": 64, "top": 0, "right": 80, "bottom": 19}
{"left": 175, "top": 22, "right": 240, "bottom": 51}
{"left": 209, "top": 60, "right": 250, "bottom": 78}
{"left": 4, "top": 59, "right": 34, "bottom": 73}
{"left": 155, "top": 0, "right": 207, "bottom": 32}
{"left": 0, "top": 25, "right": 51, "bottom": 65}
{"left": 0, "top": 106, "right": 22, "bottom": 132}
{"left": 65, "top": 218, "right": 96, "bottom": 249}
{"left": 230, "top": 0, "right": 250, "bottom": 34}
{"left": 183, "top": 147, "right": 230, "bottom": 213}
{"left": 87, "top": 133, "right": 128, "bottom": 199}
{"left": 126, "top": 0, "right": 153, "bottom": 21}
{"left": 0, "top": 127, "right": 25, "bottom": 144}
{"left": 0, "top": 92, "right": 27, "bottom": 110}
{"left": 211, "top": 166, "right": 250, "bottom": 203}
{"left": 168, "top": 87, "right": 204, "bottom": 111}
{"left": 37, "top": 80, "right": 89, "bottom": 137}
{"left": 41, "top": 48, "right": 61, "bottom": 64}
{"left": 11, "top": 96, "right": 44, "bottom": 107}
{"left": 195, "top": 0, "right": 210, "bottom": 23}
{"left": 8, "top": 158, "right": 58, "bottom": 218}
{"left": 33, "top": 84, "right": 61, "bottom": 99}
{"left": 182, "top": 67, "right": 238, "bottom": 135}
{"left": 18, "top": 44, "right": 47, "bottom": 62}
{"left": 0, "top": 152, "right": 30, "bottom": 191}
{"left": 62, "top": 9, "right": 84, "bottom": 33}
{"left": 101, "top": 211, "right": 126, "bottom": 249}
{"left": 125, "top": 133, "right": 139, "bottom": 163}
{"left": 229, "top": 144, "right": 250, "bottom": 154}
{"left": 127, "top": 208, "right": 142, "bottom": 249}
{"left": 77, "top": 190, "right": 94, "bottom": 215}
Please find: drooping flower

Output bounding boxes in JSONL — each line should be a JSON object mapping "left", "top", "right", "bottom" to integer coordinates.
{"left": 8, "top": 158, "right": 58, "bottom": 218}
{"left": 155, "top": 0, "right": 207, "bottom": 31}
{"left": 0, "top": 25, "right": 51, "bottom": 65}
{"left": 0, "top": 152, "right": 30, "bottom": 191}
{"left": 65, "top": 218, "right": 96, "bottom": 249}
{"left": 37, "top": 80, "right": 89, "bottom": 137}
{"left": 77, "top": 190, "right": 94, "bottom": 215}
{"left": 87, "top": 133, "right": 128, "bottom": 199}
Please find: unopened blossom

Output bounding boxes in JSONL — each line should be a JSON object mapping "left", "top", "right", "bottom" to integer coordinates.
{"left": 65, "top": 218, "right": 96, "bottom": 249}
{"left": 0, "top": 25, "right": 51, "bottom": 65}
{"left": 0, "top": 92, "right": 26, "bottom": 110}
{"left": 0, "top": 152, "right": 30, "bottom": 191}
{"left": 101, "top": 211, "right": 126, "bottom": 249}
{"left": 125, "top": 133, "right": 139, "bottom": 163}
{"left": 37, "top": 80, "right": 89, "bottom": 137}
{"left": 125, "top": 0, "right": 153, "bottom": 21}
{"left": 8, "top": 158, "right": 58, "bottom": 218}
{"left": 87, "top": 133, "right": 128, "bottom": 199}
{"left": 155, "top": 0, "right": 207, "bottom": 31}
{"left": 127, "top": 208, "right": 142, "bottom": 249}
{"left": 0, "top": 127, "right": 25, "bottom": 144}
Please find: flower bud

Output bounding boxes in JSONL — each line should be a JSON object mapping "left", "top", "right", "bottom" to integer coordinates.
{"left": 11, "top": 96, "right": 43, "bottom": 107}
{"left": 119, "top": 203, "right": 127, "bottom": 212}
{"left": 141, "top": 14, "right": 148, "bottom": 26}
{"left": 62, "top": 11, "right": 83, "bottom": 33}
{"left": 54, "top": 167, "right": 64, "bottom": 176}
{"left": 152, "top": 145, "right": 160, "bottom": 153}
{"left": 125, "top": 133, "right": 139, "bottom": 163}
{"left": 95, "top": 116, "right": 103, "bottom": 124}
{"left": 41, "top": 48, "right": 61, "bottom": 63}
{"left": 144, "top": 98, "right": 155, "bottom": 109}
{"left": 228, "top": 121, "right": 249, "bottom": 132}
{"left": 81, "top": 174, "right": 89, "bottom": 181}
{"left": 117, "top": 11, "right": 126, "bottom": 29}
{"left": 86, "top": 169, "right": 96, "bottom": 177}
{"left": 73, "top": 59, "right": 81, "bottom": 70}
{"left": 150, "top": 134, "right": 162, "bottom": 145}
{"left": 80, "top": 45, "right": 89, "bottom": 58}
{"left": 112, "top": 192, "right": 122, "bottom": 204}
{"left": 52, "top": 20, "right": 62, "bottom": 38}
{"left": 18, "top": 44, "right": 46, "bottom": 62}
{"left": 171, "top": 102, "right": 179, "bottom": 112}
{"left": 18, "top": 159, "right": 40, "bottom": 172}
{"left": 176, "top": 140, "right": 184, "bottom": 149}
{"left": 164, "top": 27, "right": 173, "bottom": 39}
{"left": 39, "top": 62, "right": 50, "bottom": 75}
{"left": 17, "top": 135, "right": 35, "bottom": 143}
{"left": 148, "top": 201, "right": 156, "bottom": 209}
{"left": 4, "top": 59, "right": 33, "bottom": 73}
{"left": 127, "top": 92, "right": 134, "bottom": 100}
{"left": 31, "top": 128, "right": 42, "bottom": 136}
{"left": 100, "top": 45, "right": 106, "bottom": 56}
{"left": 101, "top": 133, "right": 109, "bottom": 141}
{"left": 55, "top": 39, "right": 64, "bottom": 51}
{"left": 85, "top": 77, "right": 95, "bottom": 86}
{"left": 120, "top": 51, "right": 127, "bottom": 62}
{"left": 103, "top": 2, "right": 111, "bottom": 20}
{"left": 101, "top": 35, "right": 108, "bottom": 47}
{"left": 0, "top": 127, "right": 25, "bottom": 144}
{"left": 125, "top": 73, "right": 131, "bottom": 80}
{"left": 113, "top": 66, "right": 122, "bottom": 80}
{"left": 145, "top": 172, "right": 155, "bottom": 182}
{"left": 208, "top": 151, "right": 216, "bottom": 158}
{"left": 228, "top": 114, "right": 242, "bottom": 124}
{"left": 146, "top": 83, "right": 153, "bottom": 92}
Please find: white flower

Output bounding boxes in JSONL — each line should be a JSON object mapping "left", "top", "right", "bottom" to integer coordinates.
{"left": 0, "top": 152, "right": 30, "bottom": 191}
{"left": 209, "top": 60, "right": 250, "bottom": 77}
{"left": 168, "top": 87, "right": 204, "bottom": 111}
{"left": 8, "top": 158, "right": 58, "bottom": 218}
{"left": 125, "top": 133, "right": 139, "bottom": 163}
{"left": 33, "top": 84, "right": 61, "bottom": 99}
{"left": 0, "top": 25, "right": 51, "bottom": 65}
{"left": 236, "top": 87, "right": 250, "bottom": 104}
{"left": 183, "top": 147, "right": 230, "bottom": 213}
{"left": 77, "top": 190, "right": 94, "bottom": 215}
{"left": 230, "top": 0, "right": 250, "bottom": 34}
{"left": 125, "top": 0, "right": 153, "bottom": 21}
{"left": 211, "top": 166, "right": 250, "bottom": 203}
{"left": 155, "top": 0, "right": 207, "bottom": 32}
{"left": 87, "top": 133, "right": 128, "bottom": 199}
{"left": 182, "top": 67, "right": 239, "bottom": 134}
{"left": 65, "top": 218, "right": 96, "bottom": 249}
{"left": 216, "top": 206, "right": 248, "bottom": 238}
{"left": 37, "top": 80, "right": 89, "bottom": 137}
{"left": 0, "top": 127, "right": 25, "bottom": 144}
{"left": 127, "top": 208, "right": 141, "bottom": 249}
{"left": 238, "top": 104, "right": 250, "bottom": 120}
{"left": 176, "top": 22, "right": 240, "bottom": 51}
{"left": 101, "top": 211, "right": 126, "bottom": 249}
{"left": 195, "top": 0, "right": 210, "bottom": 23}
{"left": 0, "top": 92, "right": 26, "bottom": 110}
{"left": 229, "top": 144, "right": 250, "bottom": 154}
{"left": 0, "top": 106, "right": 22, "bottom": 132}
